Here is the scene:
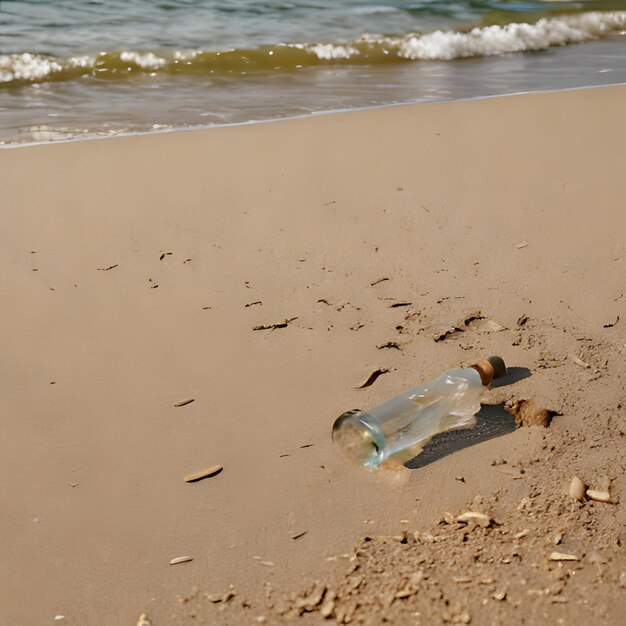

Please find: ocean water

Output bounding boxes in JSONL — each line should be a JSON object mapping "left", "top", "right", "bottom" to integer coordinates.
{"left": 0, "top": 0, "right": 625, "bottom": 144}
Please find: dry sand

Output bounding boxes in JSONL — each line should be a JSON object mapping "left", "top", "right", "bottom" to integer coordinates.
{"left": 0, "top": 85, "right": 625, "bottom": 625}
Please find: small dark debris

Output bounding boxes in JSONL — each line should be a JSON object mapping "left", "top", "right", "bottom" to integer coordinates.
{"left": 32, "top": 268, "right": 39, "bottom": 272}
{"left": 377, "top": 341, "right": 400, "bottom": 350}
{"left": 324, "top": 200, "right": 336, "bottom": 206}
{"left": 434, "top": 310, "right": 483, "bottom": 342}
{"left": 317, "top": 298, "right": 331, "bottom": 305}
{"left": 253, "top": 317, "right": 298, "bottom": 331}
{"left": 97, "top": 264, "right": 118, "bottom": 271}
{"left": 245, "top": 301, "right": 262, "bottom": 308}
{"left": 350, "top": 322, "right": 365, "bottom": 331}
{"left": 202, "top": 306, "right": 212, "bottom": 310}
{"left": 357, "top": 368, "right": 390, "bottom": 389}
{"left": 389, "top": 302, "right": 412, "bottom": 308}
{"left": 603, "top": 315, "right": 619, "bottom": 328}
{"left": 370, "top": 277, "right": 389, "bottom": 286}
{"left": 300, "top": 444, "right": 314, "bottom": 449}
{"left": 160, "top": 252, "right": 173, "bottom": 260}
{"left": 454, "top": 476, "right": 465, "bottom": 483}
{"left": 183, "top": 258, "right": 192, "bottom": 264}
{"left": 279, "top": 454, "right": 290, "bottom": 458}
{"left": 50, "top": 381, "right": 56, "bottom": 385}
{"left": 292, "top": 531, "right": 308, "bottom": 541}
{"left": 517, "top": 314, "right": 529, "bottom": 326}
{"left": 174, "top": 398, "right": 195, "bottom": 408}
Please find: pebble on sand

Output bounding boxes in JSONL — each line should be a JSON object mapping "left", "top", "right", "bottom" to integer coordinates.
{"left": 569, "top": 476, "right": 586, "bottom": 501}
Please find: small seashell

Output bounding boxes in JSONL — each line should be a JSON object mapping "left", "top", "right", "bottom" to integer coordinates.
{"left": 514, "top": 529, "right": 530, "bottom": 539}
{"left": 569, "top": 354, "right": 590, "bottom": 369}
{"left": 137, "top": 614, "right": 151, "bottom": 626}
{"left": 569, "top": 476, "right": 586, "bottom": 501}
{"left": 170, "top": 556, "right": 193, "bottom": 565}
{"left": 493, "top": 589, "right": 507, "bottom": 601}
{"left": 456, "top": 511, "right": 492, "bottom": 528}
{"left": 184, "top": 465, "right": 223, "bottom": 482}
{"left": 554, "top": 533, "right": 563, "bottom": 545}
{"left": 442, "top": 512, "right": 456, "bottom": 524}
{"left": 586, "top": 489, "right": 611, "bottom": 503}
{"left": 452, "top": 576, "right": 472, "bottom": 584}
{"left": 549, "top": 552, "right": 579, "bottom": 561}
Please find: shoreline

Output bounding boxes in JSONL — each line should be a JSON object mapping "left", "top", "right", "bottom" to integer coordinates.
{"left": 1, "top": 80, "right": 625, "bottom": 150}
{"left": 1, "top": 84, "right": 624, "bottom": 625}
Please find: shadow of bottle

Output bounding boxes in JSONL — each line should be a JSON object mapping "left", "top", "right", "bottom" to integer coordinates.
{"left": 404, "top": 366, "right": 532, "bottom": 470}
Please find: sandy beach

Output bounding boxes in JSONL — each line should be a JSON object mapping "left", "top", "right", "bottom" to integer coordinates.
{"left": 1, "top": 85, "right": 625, "bottom": 625}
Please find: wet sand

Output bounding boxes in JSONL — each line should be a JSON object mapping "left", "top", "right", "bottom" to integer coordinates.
{"left": 0, "top": 85, "right": 624, "bottom": 625}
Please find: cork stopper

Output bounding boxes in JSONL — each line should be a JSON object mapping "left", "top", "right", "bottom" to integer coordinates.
{"left": 487, "top": 356, "right": 507, "bottom": 380}
{"left": 472, "top": 356, "right": 507, "bottom": 386}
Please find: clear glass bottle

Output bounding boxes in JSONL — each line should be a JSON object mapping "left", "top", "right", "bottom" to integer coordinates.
{"left": 332, "top": 357, "right": 506, "bottom": 468}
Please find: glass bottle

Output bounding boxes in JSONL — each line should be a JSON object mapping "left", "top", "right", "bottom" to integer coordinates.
{"left": 332, "top": 357, "right": 506, "bottom": 468}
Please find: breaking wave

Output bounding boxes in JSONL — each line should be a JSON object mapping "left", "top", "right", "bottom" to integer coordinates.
{"left": 1, "top": 11, "right": 624, "bottom": 87}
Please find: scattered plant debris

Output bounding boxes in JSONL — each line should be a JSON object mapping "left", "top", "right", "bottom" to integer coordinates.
{"left": 357, "top": 368, "right": 390, "bottom": 389}
{"left": 253, "top": 317, "right": 298, "bottom": 331}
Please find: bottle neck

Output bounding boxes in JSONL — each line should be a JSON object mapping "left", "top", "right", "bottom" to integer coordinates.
{"left": 471, "top": 359, "right": 495, "bottom": 386}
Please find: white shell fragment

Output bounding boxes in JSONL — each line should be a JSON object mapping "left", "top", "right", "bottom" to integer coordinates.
{"left": 586, "top": 489, "right": 612, "bottom": 503}
{"left": 170, "top": 556, "right": 193, "bottom": 565}
{"left": 456, "top": 511, "right": 492, "bottom": 528}
{"left": 184, "top": 464, "right": 223, "bottom": 482}
{"left": 549, "top": 552, "right": 579, "bottom": 561}
{"left": 569, "top": 354, "right": 590, "bottom": 369}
